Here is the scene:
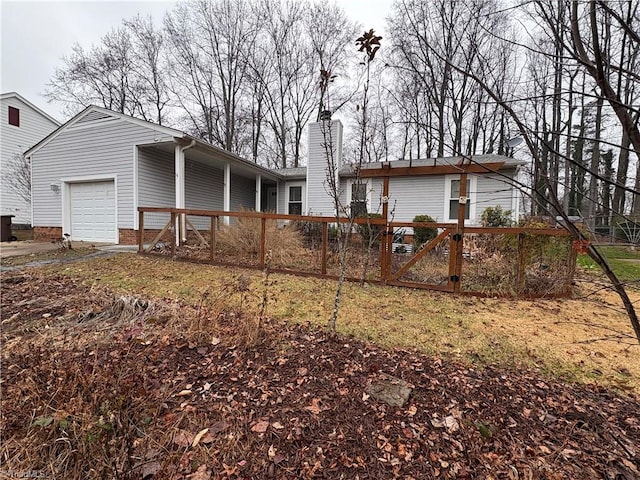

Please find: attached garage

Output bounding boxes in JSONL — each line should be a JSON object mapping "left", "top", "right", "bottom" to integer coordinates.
{"left": 68, "top": 180, "right": 116, "bottom": 242}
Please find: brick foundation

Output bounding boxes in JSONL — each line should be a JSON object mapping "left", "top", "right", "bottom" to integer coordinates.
{"left": 33, "top": 227, "right": 185, "bottom": 246}
{"left": 33, "top": 227, "right": 63, "bottom": 242}
{"left": 118, "top": 229, "right": 138, "bottom": 245}
{"left": 119, "top": 229, "right": 176, "bottom": 245}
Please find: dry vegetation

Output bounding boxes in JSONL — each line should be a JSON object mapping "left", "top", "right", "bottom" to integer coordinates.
{"left": 34, "top": 253, "right": 640, "bottom": 392}
{"left": 170, "top": 220, "right": 575, "bottom": 297}
{"left": 1, "top": 261, "right": 639, "bottom": 479}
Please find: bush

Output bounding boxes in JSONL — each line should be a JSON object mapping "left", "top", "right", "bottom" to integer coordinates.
{"left": 294, "top": 220, "right": 322, "bottom": 248}
{"left": 357, "top": 213, "right": 384, "bottom": 247}
{"left": 413, "top": 215, "right": 437, "bottom": 246}
{"left": 481, "top": 206, "right": 512, "bottom": 227}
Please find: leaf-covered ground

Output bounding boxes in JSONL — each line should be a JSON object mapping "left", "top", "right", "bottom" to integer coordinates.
{"left": 1, "top": 269, "right": 639, "bottom": 479}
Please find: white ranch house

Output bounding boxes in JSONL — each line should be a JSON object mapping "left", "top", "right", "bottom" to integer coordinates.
{"left": 25, "top": 106, "right": 523, "bottom": 244}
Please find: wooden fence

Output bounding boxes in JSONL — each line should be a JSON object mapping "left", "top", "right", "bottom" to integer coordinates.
{"left": 137, "top": 207, "right": 575, "bottom": 298}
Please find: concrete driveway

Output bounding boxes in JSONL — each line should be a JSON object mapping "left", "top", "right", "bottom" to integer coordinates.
{"left": 0, "top": 240, "right": 119, "bottom": 259}
{"left": 0, "top": 240, "right": 61, "bottom": 258}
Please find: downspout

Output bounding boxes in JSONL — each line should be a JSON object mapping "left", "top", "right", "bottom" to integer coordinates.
{"left": 513, "top": 165, "right": 522, "bottom": 222}
{"left": 177, "top": 139, "right": 196, "bottom": 244}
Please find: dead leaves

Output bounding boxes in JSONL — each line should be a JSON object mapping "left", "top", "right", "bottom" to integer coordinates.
{"left": 172, "top": 426, "right": 218, "bottom": 448}
{"left": 304, "top": 397, "right": 330, "bottom": 415}
{"left": 250, "top": 419, "right": 269, "bottom": 433}
{"left": 2, "top": 273, "right": 639, "bottom": 480}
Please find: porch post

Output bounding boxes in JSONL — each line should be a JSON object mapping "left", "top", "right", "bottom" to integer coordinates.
{"left": 255, "top": 174, "right": 262, "bottom": 212}
{"left": 174, "top": 144, "right": 185, "bottom": 244}
{"left": 223, "top": 161, "right": 231, "bottom": 225}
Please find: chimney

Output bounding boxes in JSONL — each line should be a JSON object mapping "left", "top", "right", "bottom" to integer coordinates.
{"left": 306, "top": 118, "right": 343, "bottom": 216}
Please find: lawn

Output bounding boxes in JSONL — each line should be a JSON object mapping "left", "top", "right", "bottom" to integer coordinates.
{"left": 577, "top": 245, "right": 640, "bottom": 281}
{"left": 43, "top": 253, "right": 640, "bottom": 393}
{"left": 2, "top": 253, "right": 639, "bottom": 479}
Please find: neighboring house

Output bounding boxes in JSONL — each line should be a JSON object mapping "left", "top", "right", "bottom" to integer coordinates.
{"left": 26, "top": 106, "right": 523, "bottom": 244}
{"left": 1, "top": 92, "right": 60, "bottom": 225}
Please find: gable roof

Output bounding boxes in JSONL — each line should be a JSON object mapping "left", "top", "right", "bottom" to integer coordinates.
{"left": 23, "top": 105, "right": 281, "bottom": 180}
{"left": 24, "top": 105, "right": 183, "bottom": 157}
{"left": 0, "top": 92, "right": 61, "bottom": 126}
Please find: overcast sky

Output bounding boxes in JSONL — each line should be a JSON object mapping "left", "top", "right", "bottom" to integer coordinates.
{"left": 0, "top": 0, "right": 394, "bottom": 123}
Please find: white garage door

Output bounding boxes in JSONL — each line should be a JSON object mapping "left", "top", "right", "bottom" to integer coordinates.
{"left": 69, "top": 181, "right": 116, "bottom": 242}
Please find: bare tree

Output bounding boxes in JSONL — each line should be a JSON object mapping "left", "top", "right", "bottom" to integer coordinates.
{"left": 422, "top": 4, "right": 640, "bottom": 342}
{"left": 3, "top": 153, "right": 31, "bottom": 205}
{"left": 46, "top": 21, "right": 169, "bottom": 123}
{"left": 164, "top": 0, "right": 256, "bottom": 153}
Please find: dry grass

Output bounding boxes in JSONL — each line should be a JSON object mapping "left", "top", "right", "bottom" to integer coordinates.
{"left": 214, "top": 217, "right": 303, "bottom": 266}
{"left": 1, "top": 269, "right": 278, "bottom": 479}
{"left": 36, "top": 253, "right": 640, "bottom": 394}
{"left": 173, "top": 221, "right": 574, "bottom": 296}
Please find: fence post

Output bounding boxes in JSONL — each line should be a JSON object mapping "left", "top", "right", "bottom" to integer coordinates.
{"left": 170, "top": 212, "right": 176, "bottom": 258}
{"left": 322, "top": 221, "right": 328, "bottom": 275}
{"left": 516, "top": 233, "right": 526, "bottom": 294}
{"left": 210, "top": 216, "right": 216, "bottom": 260}
{"left": 566, "top": 238, "right": 578, "bottom": 294}
{"left": 380, "top": 170, "right": 390, "bottom": 282}
{"left": 453, "top": 173, "right": 468, "bottom": 294}
{"left": 260, "top": 216, "right": 266, "bottom": 267}
{"left": 138, "top": 210, "right": 144, "bottom": 253}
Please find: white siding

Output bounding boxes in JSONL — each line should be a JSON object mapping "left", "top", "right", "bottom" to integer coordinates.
{"left": 186, "top": 160, "right": 224, "bottom": 230}
{"left": 306, "top": 120, "right": 343, "bottom": 216}
{"left": 384, "top": 176, "right": 447, "bottom": 222}
{"left": 474, "top": 173, "right": 516, "bottom": 220}
{"left": 277, "top": 182, "right": 286, "bottom": 214}
{"left": 1, "top": 96, "right": 58, "bottom": 223}
{"left": 138, "top": 147, "right": 174, "bottom": 229}
{"left": 230, "top": 173, "right": 255, "bottom": 211}
{"left": 31, "top": 114, "right": 163, "bottom": 230}
{"left": 186, "top": 161, "right": 224, "bottom": 210}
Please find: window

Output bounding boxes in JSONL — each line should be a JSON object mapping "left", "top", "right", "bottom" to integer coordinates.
{"left": 448, "top": 178, "right": 471, "bottom": 220}
{"left": 350, "top": 181, "right": 368, "bottom": 217}
{"left": 8, "top": 106, "right": 19, "bottom": 127}
{"left": 288, "top": 186, "right": 302, "bottom": 215}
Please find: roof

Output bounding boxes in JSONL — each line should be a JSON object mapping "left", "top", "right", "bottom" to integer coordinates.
{"left": 0, "top": 92, "right": 61, "bottom": 126}
{"left": 276, "top": 166, "right": 307, "bottom": 179}
{"left": 23, "top": 105, "right": 281, "bottom": 180}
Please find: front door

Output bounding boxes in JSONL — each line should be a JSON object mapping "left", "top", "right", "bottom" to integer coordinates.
{"left": 266, "top": 186, "right": 277, "bottom": 212}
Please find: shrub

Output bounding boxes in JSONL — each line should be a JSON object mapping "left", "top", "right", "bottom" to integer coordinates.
{"left": 413, "top": 215, "right": 437, "bottom": 246}
{"left": 481, "top": 206, "right": 512, "bottom": 227}
{"left": 293, "top": 220, "right": 322, "bottom": 248}
{"left": 357, "top": 213, "right": 384, "bottom": 247}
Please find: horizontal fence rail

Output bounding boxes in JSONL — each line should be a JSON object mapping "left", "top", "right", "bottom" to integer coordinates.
{"left": 137, "top": 207, "right": 574, "bottom": 298}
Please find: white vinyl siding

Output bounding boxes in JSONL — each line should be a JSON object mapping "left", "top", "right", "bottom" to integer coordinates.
{"left": 186, "top": 161, "right": 224, "bottom": 210}
{"left": 1, "top": 96, "right": 58, "bottom": 223}
{"left": 138, "top": 147, "right": 226, "bottom": 229}
{"left": 383, "top": 176, "right": 446, "bottom": 223}
{"left": 230, "top": 173, "right": 255, "bottom": 211}
{"left": 475, "top": 173, "right": 517, "bottom": 221}
{"left": 277, "top": 182, "right": 286, "bottom": 214}
{"left": 31, "top": 114, "right": 166, "bottom": 230}
{"left": 137, "top": 147, "right": 174, "bottom": 229}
